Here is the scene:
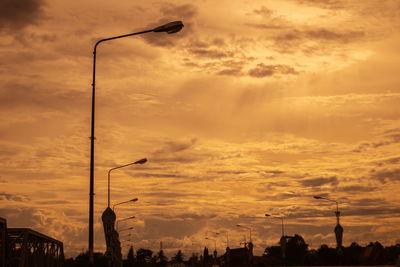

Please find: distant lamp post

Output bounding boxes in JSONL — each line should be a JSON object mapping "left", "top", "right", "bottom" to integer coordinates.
{"left": 226, "top": 232, "right": 230, "bottom": 248}
{"left": 116, "top": 216, "right": 135, "bottom": 231}
{"left": 113, "top": 198, "right": 139, "bottom": 211}
{"left": 118, "top": 227, "right": 134, "bottom": 233}
{"left": 265, "top": 214, "right": 286, "bottom": 266}
{"left": 265, "top": 214, "right": 285, "bottom": 236}
{"left": 88, "top": 20, "right": 184, "bottom": 265}
{"left": 205, "top": 237, "right": 217, "bottom": 252}
{"left": 108, "top": 159, "right": 146, "bottom": 208}
{"left": 236, "top": 224, "right": 252, "bottom": 243}
{"left": 314, "top": 196, "right": 343, "bottom": 263}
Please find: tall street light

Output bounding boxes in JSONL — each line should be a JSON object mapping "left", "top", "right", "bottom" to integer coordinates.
{"left": 314, "top": 196, "right": 339, "bottom": 213}
{"left": 265, "top": 214, "right": 286, "bottom": 267}
{"left": 113, "top": 197, "right": 139, "bottom": 211}
{"left": 314, "top": 196, "right": 344, "bottom": 263}
{"left": 265, "top": 214, "right": 285, "bottom": 236}
{"left": 88, "top": 20, "right": 184, "bottom": 264}
{"left": 108, "top": 159, "right": 146, "bottom": 208}
{"left": 205, "top": 237, "right": 217, "bottom": 252}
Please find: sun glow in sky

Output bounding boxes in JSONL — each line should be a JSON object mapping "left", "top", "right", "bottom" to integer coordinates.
{"left": 1, "top": 0, "right": 400, "bottom": 258}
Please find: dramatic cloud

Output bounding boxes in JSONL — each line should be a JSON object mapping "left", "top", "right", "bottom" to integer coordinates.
{"left": 0, "top": 82, "right": 85, "bottom": 111}
{"left": 292, "top": 0, "right": 346, "bottom": 9}
{"left": 370, "top": 168, "right": 400, "bottom": 183}
{"left": 299, "top": 176, "right": 339, "bottom": 187}
{"left": 0, "top": 0, "right": 45, "bottom": 31}
{"left": 248, "top": 63, "right": 298, "bottom": 77}
{"left": 0, "top": 192, "right": 28, "bottom": 202}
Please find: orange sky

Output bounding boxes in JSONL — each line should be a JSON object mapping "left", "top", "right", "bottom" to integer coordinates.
{"left": 1, "top": 0, "right": 400, "bottom": 258}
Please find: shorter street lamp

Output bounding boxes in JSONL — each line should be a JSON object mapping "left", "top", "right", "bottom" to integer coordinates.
{"left": 313, "top": 196, "right": 339, "bottom": 213}
{"left": 213, "top": 230, "right": 229, "bottom": 247}
{"left": 205, "top": 237, "right": 217, "bottom": 252}
{"left": 225, "top": 231, "right": 230, "bottom": 248}
{"left": 116, "top": 216, "right": 135, "bottom": 231}
{"left": 118, "top": 227, "right": 134, "bottom": 233}
{"left": 265, "top": 214, "right": 286, "bottom": 267}
{"left": 191, "top": 241, "right": 202, "bottom": 256}
{"left": 113, "top": 198, "right": 139, "bottom": 211}
{"left": 314, "top": 195, "right": 344, "bottom": 263}
{"left": 236, "top": 224, "right": 252, "bottom": 243}
{"left": 265, "top": 214, "right": 285, "bottom": 236}
{"left": 108, "top": 158, "right": 147, "bottom": 208}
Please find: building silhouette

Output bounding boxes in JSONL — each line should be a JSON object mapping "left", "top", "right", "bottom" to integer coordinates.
{"left": 223, "top": 242, "right": 253, "bottom": 267}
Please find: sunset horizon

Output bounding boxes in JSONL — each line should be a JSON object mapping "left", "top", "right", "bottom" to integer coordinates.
{"left": 1, "top": 0, "right": 400, "bottom": 262}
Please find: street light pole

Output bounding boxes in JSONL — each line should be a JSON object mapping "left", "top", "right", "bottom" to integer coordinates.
{"left": 108, "top": 159, "right": 146, "bottom": 208}
{"left": 118, "top": 227, "right": 134, "bottom": 233}
{"left": 205, "top": 237, "right": 217, "bottom": 252}
{"left": 116, "top": 216, "right": 136, "bottom": 231}
{"left": 236, "top": 224, "right": 252, "bottom": 242}
{"left": 313, "top": 196, "right": 341, "bottom": 227}
{"left": 113, "top": 198, "right": 139, "bottom": 211}
{"left": 88, "top": 21, "right": 184, "bottom": 265}
{"left": 265, "top": 214, "right": 286, "bottom": 266}
{"left": 314, "top": 196, "right": 339, "bottom": 212}
{"left": 265, "top": 214, "right": 285, "bottom": 236}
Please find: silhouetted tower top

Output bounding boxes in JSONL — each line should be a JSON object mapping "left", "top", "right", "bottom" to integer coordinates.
{"left": 335, "top": 211, "right": 343, "bottom": 248}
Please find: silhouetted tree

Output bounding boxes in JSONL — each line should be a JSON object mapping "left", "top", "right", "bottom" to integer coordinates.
{"left": 171, "top": 250, "right": 184, "bottom": 263}
{"left": 342, "top": 242, "right": 362, "bottom": 265}
{"left": 361, "top": 241, "right": 386, "bottom": 265}
{"left": 263, "top": 246, "right": 283, "bottom": 266}
{"left": 136, "top": 248, "right": 153, "bottom": 266}
{"left": 66, "top": 251, "right": 108, "bottom": 267}
{"left": 124, "top": 246, "right": 135, "bottom": 267}
{"left": 385, "top": 243, "right": 400, "bottom": 264}
{"left": 154, "top": 249, "right": 168, "bottom": 266}
{"left": 304, "top": 249, "right": 318, "bottom": 265}
{"left": 285, "top": 234, "right": 309, "bottom": 265}
{"left": 316, "top": 244, "right": 337, "bottom": 265}
{"left": 188, "top": 253, "right": 199, "bottom": 267}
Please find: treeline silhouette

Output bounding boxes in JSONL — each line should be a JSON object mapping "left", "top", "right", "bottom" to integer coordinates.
{"left": 64, "top": 235, "right": 400, "bottom": 266}
{"left": 262, "top": 234, "right": 400, "bottom": 266}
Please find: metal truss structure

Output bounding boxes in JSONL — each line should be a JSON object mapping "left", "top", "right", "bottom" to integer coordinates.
{"left": 0, "top": 218, "right": 6, "bottom": 267}
{"left": 5, "top": 228, "right": 64, "bottom": 267}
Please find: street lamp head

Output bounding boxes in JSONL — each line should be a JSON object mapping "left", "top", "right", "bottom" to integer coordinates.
{"left": 314, "top": 196, "right": 323, "bottom": 199}
{"left": 130, "top": 198, "right": 139, "bottom": 202}
{"left": 265, "top": 214, "right": 271, "bottom": 217}
{"left": 134, "top": 158, "right": 147, "bottom": 164}
{"left": 152, "top": 21, "right": 184, "bottom": 34}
